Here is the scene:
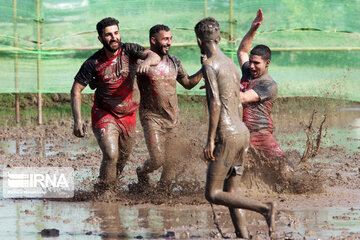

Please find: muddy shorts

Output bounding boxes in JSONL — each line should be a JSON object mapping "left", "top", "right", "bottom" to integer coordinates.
{"left": 91, "top": 104, "right": 137, "bottom": 137}
{"left": 207, "top": 132, "right": 250, "bottom": 181}
{"left": 250, "top": 129, "right": 283, "bottom": 158}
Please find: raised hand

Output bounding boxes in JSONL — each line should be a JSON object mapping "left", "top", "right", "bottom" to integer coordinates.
{"left": 251, "top": 9, "right": 263, "bottom": 31}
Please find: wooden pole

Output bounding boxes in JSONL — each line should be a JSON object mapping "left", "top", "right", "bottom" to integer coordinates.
{"left": 229, "top": 0, "right": 234, "bottom": 60}
{"left": 229, "top": 0, "right": 234, "bottom": 41}
{"left": 36, "top": 0, "right": 42, "bottom": 125}
{"left": 13, "top": 0, "right": 20, "bottom": 124}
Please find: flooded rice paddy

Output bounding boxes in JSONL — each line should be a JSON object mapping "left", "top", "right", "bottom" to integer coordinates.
{"left": 0, "top": 97, "right": 359, "bottom": 239}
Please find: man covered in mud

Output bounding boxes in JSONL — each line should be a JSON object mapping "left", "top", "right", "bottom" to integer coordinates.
{"left": 195, "top": 17, "right": 277, "bottom": 238}
{"left": 135, "top": 24, "right": 203, "bottom": 191}
{"left": 237, "top": 9, "right": 293, "bottom": 173}
{"left": 70, "top": 17, "right": 160, "bottom": 195}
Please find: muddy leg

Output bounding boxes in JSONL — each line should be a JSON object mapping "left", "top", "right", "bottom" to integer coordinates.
{"left": 116, "top": 130, "right": 135, "bottom": 179}
{"left": 265, "top": 201, "right": 277, "bottom": 238}
{"left": 94, "top": 123, "right": 119, "bottom": 186}
{"left": 158, "top": 128, "right": 179, "bottom": 189}
{"left": 224, "top": 175, "right": 249, "bottom": 238}
{"left": 206, "top": 162, "right": 275, "bottom": 236}
{"left": 137, "top": 122, "right": 165, "bottom": 185}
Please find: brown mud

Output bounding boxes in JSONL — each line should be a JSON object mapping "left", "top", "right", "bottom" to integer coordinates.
{"left": 0, "top": 96, "right": 359, "bottom": 239}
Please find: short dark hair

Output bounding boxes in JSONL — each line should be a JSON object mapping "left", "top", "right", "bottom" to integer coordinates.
{"left": 96, "top": 17, "right": 119, "bottom": 36}
{"left": 149, "top": 24, "right": 170, "bottom": 39}
{"left": 250, "top": 44, "right": 271, "bottom": 61}
{"left": 194, "top": 17, "right": 220, "bottom": 39}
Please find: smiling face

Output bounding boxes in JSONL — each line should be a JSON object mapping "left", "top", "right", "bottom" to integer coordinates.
{"left": 151, "top": 30, "right": 172, "bottom": 56}
{"left": 98, "top": 25, "right": 121, "bottom": 53}
{"left": 249, "top": 54, "right": 270, "bottom": 78}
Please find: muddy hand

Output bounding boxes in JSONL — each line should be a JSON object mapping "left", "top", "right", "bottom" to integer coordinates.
{"left": 73, "top": 121, "right": 86, "bottom": 138}
{"left": 136, "top": 59, "right": 150, "bottom": 74}
{"left": 203, "top": 141, "right": 215, "bottom": 162}
{"left": 201, "top": 54, "right": 207, "bottom": 64}
{"left": 199, "top": 55, "right": 207, "bottom": 90}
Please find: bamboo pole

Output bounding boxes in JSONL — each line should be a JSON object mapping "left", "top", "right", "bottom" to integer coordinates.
{"left": 204, "top": 0, "right": 207, "bottom": 17}
{"left": 36, "top": 0, "right": 42, "bottom": 125}
{"left": 229, "top": 0, "right": 234, "bottom": 61}
{"left": 229, "top": 0, "right": 234, "bottom": 41}
{"left": 13, "top": 0, "right": 20, "bottom": 124}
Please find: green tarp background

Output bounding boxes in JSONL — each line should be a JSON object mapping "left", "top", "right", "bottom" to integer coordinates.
{"left": 0, "top": 0, "right": 359, "bottom": 101}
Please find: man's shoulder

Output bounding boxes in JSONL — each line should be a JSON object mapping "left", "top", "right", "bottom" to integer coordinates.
{"left": 80, "top": 49, "right": 103, "bottom": 70}
{"left": 255, "top": 73, "right": 276, "bottom": 85}
{"left": 121, "top": 42, "right": 144, "bottom": 52}
{"left": 168, "top": 54, "right": 181, "bottom": 64}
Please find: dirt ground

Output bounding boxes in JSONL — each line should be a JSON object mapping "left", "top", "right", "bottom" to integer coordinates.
{"left": 0, "top": 96, "right": 359, "bottom": 239}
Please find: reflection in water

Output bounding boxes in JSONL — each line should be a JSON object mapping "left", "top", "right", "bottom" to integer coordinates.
{"left": 0, "top": 137, "right": 98, "bottom": 156}
{"left": 0, "top": 200, "right": 359, "bottom": 239}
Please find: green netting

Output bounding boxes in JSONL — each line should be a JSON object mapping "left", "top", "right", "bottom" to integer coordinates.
{"left": 0, "top": 0, "right": 359, "bottom": 101}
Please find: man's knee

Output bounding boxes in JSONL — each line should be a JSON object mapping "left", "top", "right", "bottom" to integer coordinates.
{"left": 102, "top": 149, "right": 119, "bottom": 163}
{"left": 205, "top": 189, "right": 219, "bottom": 203}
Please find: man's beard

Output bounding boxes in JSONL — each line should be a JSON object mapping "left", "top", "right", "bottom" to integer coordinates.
{"left": 103, "top": 40, "right": 120, "bottom": 52}
{"left": 155, "top": 42, "right": 170, "bottom": 56}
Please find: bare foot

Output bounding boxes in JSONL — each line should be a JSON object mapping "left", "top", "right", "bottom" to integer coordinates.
{"left": 265, "top": 201, "right": 277, "bottom": 239}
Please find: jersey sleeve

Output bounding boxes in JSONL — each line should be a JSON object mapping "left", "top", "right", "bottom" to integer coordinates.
{"left": 252, "top": 79, "right": 277, "bottom": 101}
{"left": 74, "top": 57, "right": 96, "bottom": 87}
{"left": 123, "top": 43, "right": 146, "bottom": 59}
{"left": 169, "top": 54, "right": 187, "bottom": 80}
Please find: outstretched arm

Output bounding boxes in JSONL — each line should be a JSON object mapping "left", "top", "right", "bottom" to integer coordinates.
{"left": 177, "top": 69, "right": 203, "bottom": 90}
{"left": 177, "top": 55, "right": 206, "bottom": 90}
{"left": 203, "top": 65, "right": 221, "bottom": 162}
{"left": 71, "top": 81, "right": 87, "bottom": 137}
{"left": 237, "top": 9, "right": 263, "bottom": 68}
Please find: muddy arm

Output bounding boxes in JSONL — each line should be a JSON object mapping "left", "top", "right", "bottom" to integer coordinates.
{"left": 177, "top": 56, "right": 206, "bottom": 90}
{"left": 237, "top": 9, "right": 263, "bottom": 68}
{"left": 203, "top": 65, "right": 221, "bottom": 161}
{"left": 240, "top": 89, "right": 260, "bottom": 104}
{"left": 71, "top": 81, "right": 86, "bottom": 137}
{"left": 177, "top": 69, "right": 203, "bottom": 90}
{"left": 137, "top": 50, "right": 161, "bottom": 74}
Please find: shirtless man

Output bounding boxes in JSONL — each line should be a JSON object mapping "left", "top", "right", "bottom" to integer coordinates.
{"left": 71, "top": 17, "right": 160, "bottom": 194}
{"left": 195, "top": 17, "right": 276, "bottom": 238}
{"left": 136, "top": 24, "right": 203, "bottom": 190}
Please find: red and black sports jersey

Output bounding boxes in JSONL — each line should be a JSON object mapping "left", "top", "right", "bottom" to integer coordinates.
{"left": 74, "top": 43, "right": 145, "bottom": 120}
{"left": 241, "top": 61, "right": 278, "bottom": 133}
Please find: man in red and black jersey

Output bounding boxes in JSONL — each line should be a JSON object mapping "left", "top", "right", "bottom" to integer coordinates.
{"left": 70, "top": 17, "right": 160, "bottom": 193}
{"left": 237, "top": 10, "right": 290, "bottom": 165}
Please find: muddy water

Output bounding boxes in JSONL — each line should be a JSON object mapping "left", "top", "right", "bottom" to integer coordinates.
{"left": 0, "top": 98, "right": 359, "bottom": 239}
{"left": 0, "top": 200, "right": 359, "bottom": 239}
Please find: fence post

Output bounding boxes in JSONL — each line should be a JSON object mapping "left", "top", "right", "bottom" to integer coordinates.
{"left": 36, "top": 0, "right": 42, "bottom": 125}
{"left": 13, "top": 0, "right": 20, "bottom": 124}
{"left": 229, "top": 0, "right": 235, "bottom": 61}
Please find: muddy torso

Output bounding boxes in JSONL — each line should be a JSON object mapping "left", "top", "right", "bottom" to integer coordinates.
{"left": 137, "top": 55, "right": 184, "bottom": 128}
{"left": 74, "top": 43, "right": 145, "bottom": 119}
{"left": 241, "top": 61, "right": 278, "bottom": 133}
{"left": 204, "top": 52, "right": 249, "bottom": 140}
